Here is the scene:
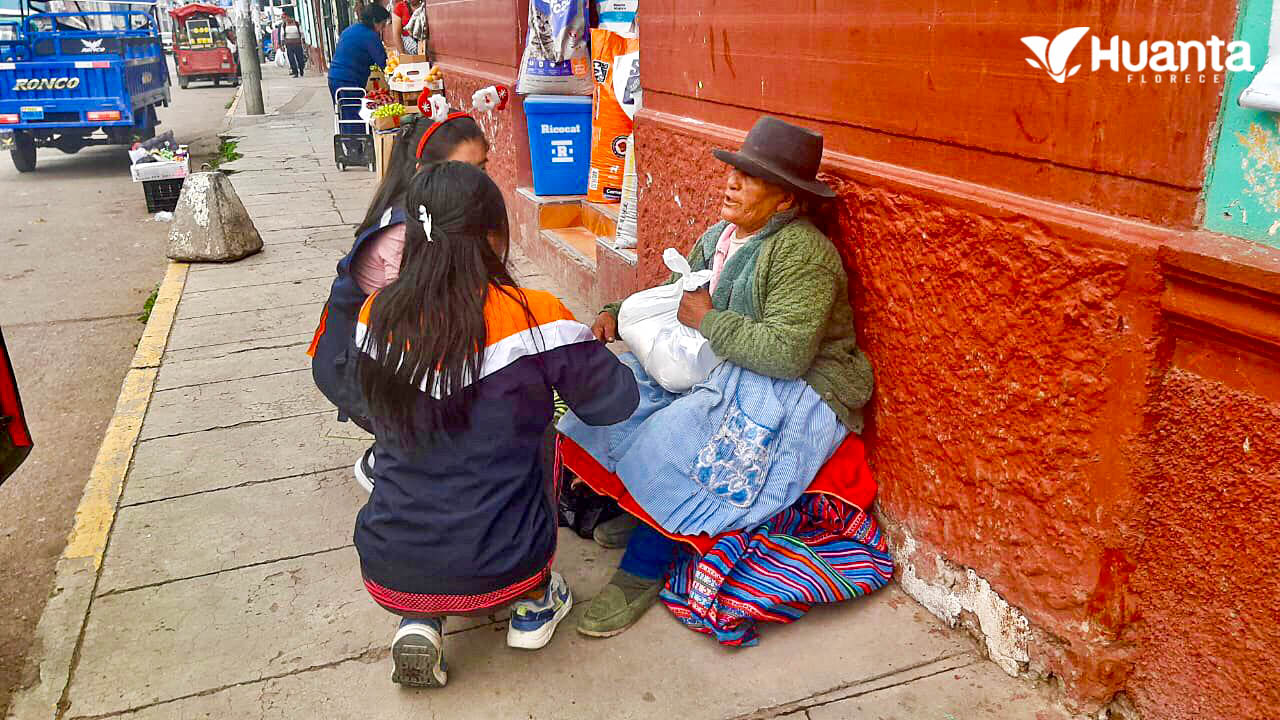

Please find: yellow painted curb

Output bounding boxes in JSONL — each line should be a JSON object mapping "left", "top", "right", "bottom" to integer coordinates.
{"left": 225, "top": 84, "right": 243, "bottom": 118}
{"left": 62, "top": 262, "right": 188, "bottom": 568}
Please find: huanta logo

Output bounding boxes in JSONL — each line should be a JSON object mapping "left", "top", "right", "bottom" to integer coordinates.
{"left": 80, "top": 38, "right": 104, "bottom": 53}
{"left": 1022, "top": 27, "right": 1089, "bottom": 83}
{"left": 1022, "top": 26, "right": 1255, "bottom": 85}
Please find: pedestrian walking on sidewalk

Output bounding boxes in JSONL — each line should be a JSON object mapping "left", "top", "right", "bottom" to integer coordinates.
{"left": 282, "top": 14, "right": 306, "bottom": 77}
{"left": 307, "top": 111, "right": 489, "bottom": 489}
{"left": 351, "top": 163, "right": 639, "bottom": 688}
{"left": 327, "top": 4, "right": 389, "bottom": 117}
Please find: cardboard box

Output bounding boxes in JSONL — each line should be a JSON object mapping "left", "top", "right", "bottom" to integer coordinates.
{"left": 374, "top": 130, "right": 397, "bottom": 180}
{"left": 387, "top": 62, "right": 435, "bottom": 92}
{"left": 130, "top": 157, "right": 189, "bottom": 182}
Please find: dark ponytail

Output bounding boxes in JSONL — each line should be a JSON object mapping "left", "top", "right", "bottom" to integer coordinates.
{"left": 358, "top": 162, "right": 532, "bottom": 442}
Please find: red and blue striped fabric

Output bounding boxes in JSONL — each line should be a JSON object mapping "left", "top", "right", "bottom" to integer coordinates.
{"left": 660, "top": 494, "right": 894, "bottom": 647}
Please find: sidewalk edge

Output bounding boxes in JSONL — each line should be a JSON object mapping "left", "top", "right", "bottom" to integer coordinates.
{"left": 5, "top": 262, "right": 189, "bottom": 720}
{"left": 219, "top": 84, "right": 244, "bottom": 134}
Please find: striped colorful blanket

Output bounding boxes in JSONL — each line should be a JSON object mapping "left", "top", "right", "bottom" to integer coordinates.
{"left": 660, "top": 494, "right": 894, "bottom": 647}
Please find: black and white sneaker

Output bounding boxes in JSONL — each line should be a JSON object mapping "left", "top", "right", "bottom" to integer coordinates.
{"left": 353, "top": 446, "right": 375, "bottom": 493}
{"left": 391, "top": 617, "right": 447, "bottom": 688}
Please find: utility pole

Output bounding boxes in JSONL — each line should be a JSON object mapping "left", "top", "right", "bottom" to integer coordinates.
{"left": 234, "top": 0, "right": 265, "bottom": 115}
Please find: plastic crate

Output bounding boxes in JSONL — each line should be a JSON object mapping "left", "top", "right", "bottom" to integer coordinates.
{"left": 143, "top": 178, "right": 184, "bottom": 213}
{"left": 131, "top": 158, "right": 190, "bottom": 182}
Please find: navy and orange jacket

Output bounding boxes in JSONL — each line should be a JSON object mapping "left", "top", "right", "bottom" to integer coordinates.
{"left": 352, "top": 286, "right": 639, "bottom": 595}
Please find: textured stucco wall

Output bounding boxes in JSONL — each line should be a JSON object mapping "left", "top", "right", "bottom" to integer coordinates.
{"left": 1129, "top": 367, "right": 1280, "bottom": 719}
{"left": 632, "top": 116, "right": 1280, "bottom": 718}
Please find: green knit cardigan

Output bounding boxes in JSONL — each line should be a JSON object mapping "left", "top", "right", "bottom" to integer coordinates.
{"left": 605, "top": 216, "right": 874, "bottom": 432}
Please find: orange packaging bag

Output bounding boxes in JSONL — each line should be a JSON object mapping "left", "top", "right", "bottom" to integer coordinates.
{"left": 587, "top": 29, "right": 640, "bottom": 203}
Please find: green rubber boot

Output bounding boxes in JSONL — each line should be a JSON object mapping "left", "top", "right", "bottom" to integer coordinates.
{"left": 577, "top": 569, "right": 663, "bottom": 638}
{"left": 592, "top": 513, "right": 639, "bottom": 549}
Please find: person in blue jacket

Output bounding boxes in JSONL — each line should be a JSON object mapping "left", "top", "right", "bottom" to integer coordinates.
{"left": 328, "top": 4, "right": 390, "bottom": 118}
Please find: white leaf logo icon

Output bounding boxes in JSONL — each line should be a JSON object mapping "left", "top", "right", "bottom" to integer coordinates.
{"left": 1021, "top": 26, "right": 1089, "bottom": 83}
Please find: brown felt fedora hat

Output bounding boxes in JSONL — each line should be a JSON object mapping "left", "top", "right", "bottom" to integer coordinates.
{"left": 712, "top": 116, "right": 836, "bottom": 199}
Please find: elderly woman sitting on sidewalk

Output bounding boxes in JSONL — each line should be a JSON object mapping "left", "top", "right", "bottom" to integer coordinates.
{"left": 559, "top": 117, "right": 877, "bottom": 639}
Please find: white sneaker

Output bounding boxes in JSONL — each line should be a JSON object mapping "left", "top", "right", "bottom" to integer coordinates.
{"left": 391, "top": 617, "right": 447, "bottom": 688}
{"left": 507, "top": 571, "right": 573, "bottom": 650}
{"left": 353, "top": 446, "right": 375, "bottom": 494}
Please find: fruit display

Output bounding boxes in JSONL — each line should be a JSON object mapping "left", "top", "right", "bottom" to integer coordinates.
{"left": 371, "top": 103, "right": 405, "bottom": 119}
{"left": 365, "top": 88, "right": 394, "bottom": 109}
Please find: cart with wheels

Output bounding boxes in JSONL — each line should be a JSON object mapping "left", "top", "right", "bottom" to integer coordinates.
{"left": 332, "top": 87, "right": 374, "bottom": 172}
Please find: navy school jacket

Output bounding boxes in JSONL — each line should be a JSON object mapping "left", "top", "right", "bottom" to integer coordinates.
{"left": 352, "top": 286, "right": 640, "bottom": 595}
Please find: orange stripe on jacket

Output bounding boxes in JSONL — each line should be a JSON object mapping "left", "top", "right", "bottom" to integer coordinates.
{"left": 356, "top": 285, "right": 578, "bottom": 345}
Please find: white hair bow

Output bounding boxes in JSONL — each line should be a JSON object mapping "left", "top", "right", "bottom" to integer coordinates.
{"left": 418, "top": 205, "right": 433, "bottom": 241}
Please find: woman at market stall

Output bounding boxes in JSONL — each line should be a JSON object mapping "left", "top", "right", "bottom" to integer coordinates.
{"left": 390, "top": 0, "right": 427, "bottom": 55}
{"left": 308, "top": 111, "right": 489, "bottom": 490}
{"left": 353, "top": 163, "right": 639, "bottom": 687}
{"left": 559, "top": 116, "right": 877, "bottom": 639}
{"left": 327, "top": 4, "right": 390, "bottom": 118}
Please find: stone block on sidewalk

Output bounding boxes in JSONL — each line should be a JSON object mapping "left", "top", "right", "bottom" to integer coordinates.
{"left": 167, "top": 171, "right": 264, "bottom": 262}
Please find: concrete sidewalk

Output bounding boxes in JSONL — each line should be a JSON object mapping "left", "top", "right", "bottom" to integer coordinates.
{"left": 9, "top": 64, "right": 1068, "bottom": 720}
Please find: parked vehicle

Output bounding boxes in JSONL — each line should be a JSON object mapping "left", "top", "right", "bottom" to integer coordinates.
{"left": 160, "top": 28, "right": 171, "bottom": 53}
{"left": 0, "top": 0, "right": 170, "bottom": 172}
{"left": 0, "top": 326, "right": 33, "bottom": 487}
{"left": 169, "top": 3, "right": 239, "bottom": 89}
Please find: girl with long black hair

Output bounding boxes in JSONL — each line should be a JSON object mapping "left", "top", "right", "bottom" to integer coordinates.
{"left": 308, "top": 112, "right": 487, "bottom": 488}
{"left": 353, "top": 163, "right": 638, "bottom": 688}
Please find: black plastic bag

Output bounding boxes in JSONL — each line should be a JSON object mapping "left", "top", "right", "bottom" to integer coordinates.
{"left": 557, "top": 470, "right": 623, "bottom": 539}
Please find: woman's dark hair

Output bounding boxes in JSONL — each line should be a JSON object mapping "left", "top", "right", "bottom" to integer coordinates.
{"left": 358, "top": 162, "right": 530, "bottom": 441}
{"left": 354, "top": 113, "right": 486, "bottom": 238}
{"left": 360, "top": 4, "right": 390, "bottom": 27}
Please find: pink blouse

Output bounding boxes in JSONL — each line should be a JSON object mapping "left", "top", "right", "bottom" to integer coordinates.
{"left": 709, "top": 224, "right": 749, "bottom": 294}
{"left": 352, "top": 223, "right": 407, "bottom": 294}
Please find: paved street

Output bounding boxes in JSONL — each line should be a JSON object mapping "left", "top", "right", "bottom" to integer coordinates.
{"left": 0, "top": 59, "right": 236, "bottom": 716}
{"left": 4, "top": 65, "right": 1068, "bottom": 719}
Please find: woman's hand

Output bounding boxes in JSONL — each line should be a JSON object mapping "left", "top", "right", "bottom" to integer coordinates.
{"left": 677, "top": 287, "right": 714, "bottom": 329}
{"left": 592, "top": 312, "right": 619, "bottom": 343}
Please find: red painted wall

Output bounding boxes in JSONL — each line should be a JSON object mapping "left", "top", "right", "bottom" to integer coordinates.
{"left": 629, "top": 2, "right": 1280, "bottom": 718}
{"left": 427, "top": 0, "right": 532, "bottom": 194}
{"left": 638, "top": 0, "right": 1238, "bottom": 230}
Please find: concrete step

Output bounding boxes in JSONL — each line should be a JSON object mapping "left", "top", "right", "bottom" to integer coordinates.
{"left": 511, "top": 187, "right": 645, "bottom": 312}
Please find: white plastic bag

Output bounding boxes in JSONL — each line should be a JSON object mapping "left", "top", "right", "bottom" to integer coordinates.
{"left": 618, "top": 248, "right": 722, "bottom": 393}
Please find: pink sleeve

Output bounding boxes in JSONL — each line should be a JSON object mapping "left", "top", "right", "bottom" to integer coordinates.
{"left": 352, "top": 223, "right": 408, "bottom": 294}
{"left": 378, "top": 223, "right": 407, "bottom": 285}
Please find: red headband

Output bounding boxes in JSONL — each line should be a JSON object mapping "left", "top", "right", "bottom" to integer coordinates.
{"left": 415, "top": 91, "right": 473, "bottom": 160}
{"left": 415, "top": 111, "right": 473, "bottom": 159}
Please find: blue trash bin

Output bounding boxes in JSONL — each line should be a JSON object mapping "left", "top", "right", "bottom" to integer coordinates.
{"left": 524, "top": 95, "right": 592, "bottom": 196}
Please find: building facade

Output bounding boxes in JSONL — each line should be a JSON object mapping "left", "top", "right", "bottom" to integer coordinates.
{"left": 426, "top": 2, "right": 1280, "bottom": 718}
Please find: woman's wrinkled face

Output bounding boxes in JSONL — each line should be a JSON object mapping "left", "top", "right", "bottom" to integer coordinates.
{"left": 447, "top": 139, "right": 489, "bottom": 172}
{"left": 720, "top": 167, "right": 794, "bottom": 234}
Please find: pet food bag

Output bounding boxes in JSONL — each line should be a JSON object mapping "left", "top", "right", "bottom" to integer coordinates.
{"left": 618, "top": 248, "right": 722, "bottom": 393}
{"left": 516, "top": 0, "right": 592, "bottom": 95}
{"left": 587, "top": 29, "right": 640, "bottom": 203}
{"left": 596, "top": 0, "right": 638, "bottom": 33}
{"left": 614, "top": 135, "right": 639, "bottom": 248}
